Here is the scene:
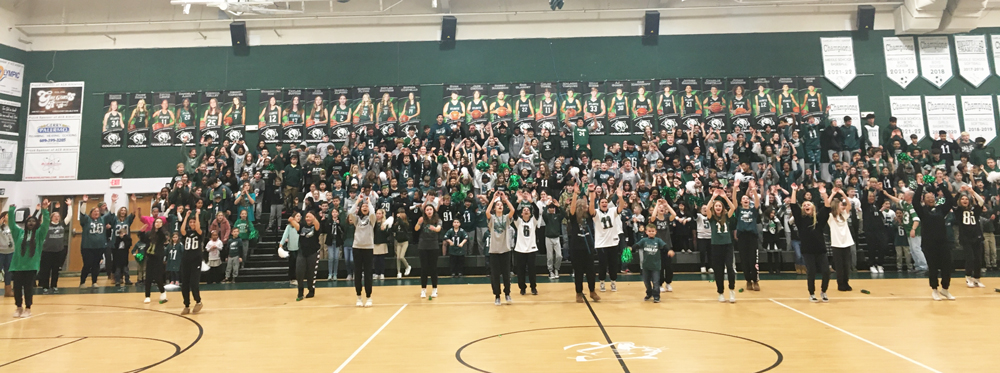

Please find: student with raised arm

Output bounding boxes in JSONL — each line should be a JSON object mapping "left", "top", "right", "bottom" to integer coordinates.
{"left": 179, "top": 209, "right": 205, "bottom": 314}
{"left": 38, "top": 198, "right": 72, "bottom": 294}
{"left": 415, "top": 204, "right": 443, "bottom": 300}
{"left": 912, "top": 174, "right": 958, "bottom": 300}
{"left": 486, "top": 191, "right": 515, "bottom": 305}
{"left": 825, "top": 185, "right": 855, "bottom": 292}
{"left": 651, "top": 199, "right": 677, "bottom": 293}
{"left": 8, "top": 200, "right": 50, "bottom": 318}
{"left": 349, "top": 194, "right": 376, "bottom": 307}
{"left": 78, "top": 195, "right": 115, "bottom": 288}
{"left": 512, "top": 195, "right": 542, "bottom": 296}
{"left": 566, "top": 184, "right": 600, "bottom": 303}
{"left": 295, "top": 211, "right": 324, "bottom": 302}
{"left": 589, "top": 185, "right": 625, "bottom": 292}
{"left": 883, "top": 187, "right": 928, "bottom": 273}
{"left": 791, "top": 183, "right": 832, "bottom": 302}
{"left": 955, "top": 184, "right": 987, "bottom": 288}
{"left": 705, "top": 187, "right": 738, "bottom": 303}
{"left": 732, "top": 178, "right": 762, "bottom": 291}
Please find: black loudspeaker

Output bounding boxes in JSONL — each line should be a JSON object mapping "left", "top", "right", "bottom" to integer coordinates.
{"left": 643, "top": 11, "right": 660, "bottom": 45}
{"left": 230, "top": 21, "right": 248, "bottom": 47}
{"left": 857, "top": 5, "right": 875, "bottom": 31}
{"left": 441, "top": 16, "right": 457, "bottom": 46}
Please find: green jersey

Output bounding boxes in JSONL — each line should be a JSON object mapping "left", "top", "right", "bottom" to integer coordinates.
{"left": 156, "top": 111, "right": 171, "bottom": 125}
{"left": 467, "top": 99, "right": 486, "bottom": 115}
{"left": 204, "top": 111, "right": 221, "bottom": 128}
{"left": 263, "top": 106, "right": 280, "bottom": 126}
{"left": 562, "top": 99, "right": 579, "bottom": 116}
{"left": 779, "top": 93, "right": 796, "bottom": 113}
{"left": 803, "top": 92, "right": 821, "bottom": 113}
{"left": 230, "top": 106, "right": 243, "bottom": 125}
{"left": 900, "top": 201, "right": 920, "bottom": 235}
{"left": 755, "top": 94, "right": 772, "bottom": 114}
{"left": 585, "top": 97, "right": 601, "bottom": 116}
{"left": 133, "top": 110, "right": 148, "bottom": 127}
{"left": 573, "top": 125, "right": 589, "bottom": 148}
{"left": 446, "top": 101, "right": 464, "bottom": 117}
{"left": 611, "top": 96, "right": 628, "bottom": 116}
{"left": 681, "top": 94, "right": 698, "bottom": 114}
{"left": 635, "top": 236, "right": 667, "bottom": 271}
{"left": 731, "top": 96, "right": 749, "bottom": 112}
{"left": 516, "top": 98, "right": 532, "bottom": 120}
{"left": 333, "top": 105, "right": 351, "bottom": 123}
{"left": 658, "top": 92, "right": 677, "bottom": 114}
{"left": 445, "top": 228, "right": 468, "bottom": 256}
{"left": 107, "top": 111, "right": 123, "bottom": 130}
{"left": 177, "top": 108, "right": 194, "bottom": 129}
{"left": 356, "top": 104, "right": 373, "bottom": 122}
{"left": 311, "top": 105, "right": 327, "bottom": 122}
{"left": 634, "top": 97, "right": 651, "bottom": 117}
{"left": 403, "top": 101, "right": 418, "bottom": 117}
{"left": 710, "top": 216, "right": 736, "bottom": 245}
{"left": 285, "top": 110, "right": 302, "bottom": 125}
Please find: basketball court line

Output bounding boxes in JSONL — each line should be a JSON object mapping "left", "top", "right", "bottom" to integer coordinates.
{"left": 0, "top": 337, "right": 86, "bottom": 368}
{"left": 0, "top": 313, "right": 46, "bottom": 326}
{"left": 769, "top": 299, "right": 942, "bottom": 373}
{"left": 583, "top": 298, "right": 630, "bottom": 373}
{"left": 332, "top": 304, "right": 407, "bottom": 373}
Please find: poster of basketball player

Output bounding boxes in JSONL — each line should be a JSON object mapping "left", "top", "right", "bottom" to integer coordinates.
{"left": 774, "top": 77, "right": 799, "bottom": 125}
{"left": 375, "top": 86, "right": 398, "bottom": 139}
{"left": 507, "top": 82, "right": 532, "bottom": 135}
{"left": 101, "top": 93, "right": 127, "bottom": 148}
{"left": 258, "top": 90, "right": 283, "bottom": 144}
{"left": 127, "top": 92, "right": 151, "bottom": 148}
{"left": 329, "top": 88, "right": 353, "bottom": 145}
{"left": 727, "top": 78, "right": 753, "bottom": 133}
{"left": 351, "top": 86, "right": 375, "bottom": 136}
{"left": 488, "top": 83, "right": 512, "bottom": 135}
{"left": 150, "top": 92, "right": 176, "bottom": 147}
{"left": 701, "top": 78, "right": 728, "bottom": 134}
{"left": 678, "top": 78, "right": 703, "bottom": 130}
{"left": 656, "top": 78, "right": 680, "bottom": 132}
{"left": 465, "top": 84, "right": 489, "bottom": 132}
{"left": 535, "top": 82, "right": 558, "bottom": 135}
{"left": 442, "top": 84, "right": 466, "bottom": 135}
{"left": 751, "top": 77, "right": 778, "bottom": 131}
{"left": 303, "top": 88, "right": 329, "bottom": 143}
{"left": 282, "top": 89, "right": 305, "bottom": 144}
{"left": 581, "top": 82, "right": 606, "bottom": 136}
{"left": 798, "top": 76, "right": 824, "bottom": 121}
{"left": 630, "top": 80, "right": 655, "bottom": 135}
{"left": 395, "top": 86, "right": 419, "bottom": 137}
{"left": 175, "top": 92, "right": 198, "bottom": 147}
{"left": 559, "top": 81, "right": 582, "bottom": 130}
{"left": 222, "top": 90, "right": 246, "bottom": 143}
{"left": 199, "top": 91, "right": 223, "bottom": 144}
{"left": 605, "top": 80, "right": 631, "bottom": 136}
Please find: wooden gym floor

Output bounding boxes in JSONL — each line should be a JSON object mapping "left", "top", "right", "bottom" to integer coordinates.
{"left": 1, "top": 273, "right": 998, "bottom": 372}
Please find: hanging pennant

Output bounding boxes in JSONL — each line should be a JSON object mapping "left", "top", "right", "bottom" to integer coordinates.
{"left": 889, "top": 96, "right": 926, "bottom": 141}
{"left": 883, "top": 36, "right": 918, "bottom": 89}
{"left": 918, "top": 36, "right": 954, "bottom": 88}
{"left": 954, "top": 35, "right": 990, "bottom": 88}
{"left": 924, "top": 96, "right": 961, "bottom": 139}
{"left": 820, "top": 37, "right": 857, "bottom": 90}
{"left": 962, "top": 96, "right": 996, "bottom": 144}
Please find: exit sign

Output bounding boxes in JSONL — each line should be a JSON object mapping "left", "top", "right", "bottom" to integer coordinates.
{"left": 110, "top": 178, "right": 122, "bottom": 188}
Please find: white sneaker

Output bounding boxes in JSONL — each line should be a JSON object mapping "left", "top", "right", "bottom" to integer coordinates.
{"left": 20, "top": 309, "right": 30, "bottom": 318}
{"left": 809, "top": 294, "right": 819, "bottom": 303}
{"left": 700, "top": 267, "right": 707, "bottom": 274}
{"left": 431, "top": 289, "right": 438, "bottom": 298}
{"left": 159, "top": 293, "right": 168, "bottom": 304}
{"left": 877, "top": 266, "right": 885, "bottom": 273}
{"left": 346, "top": 275, "right": 353, "bottom": 281}
{"left": 364, "top": 298, "right": 372, "bottom": 307}
{"left": 356, "top": 296, "right": 363, "bottom": 307}
{"left": 976, "top": 279, "right": 986, "bottom": 288}
{"left": 728, "top": 290, "right": 737, "bottom": 303}
{"left": 290, "top": 280, "right": 297, "bottom": 286}
{"left": 193, "top": 303, "right": 203, "bottom": 313}
{"left": 397, "top": 272, "right": 403, "bottom": 279}
{"left": 931, "top": 289, "right": 942, "bottom": 301}
{"left": 659, "top": 286, "right": 667, "bottom": 293}
{"left": 494, "top": 297, "right": 501, "bottom": 306}
{"left": 665, "top": 284, "right": 673, "bottom": 292}
{"left": 610, "top": 282, "right": 617, "bottom": 292}
{"left": 420, "top": 289, "right": 427, "bottom": 299}
{"left": 718, "top": 293, "right": 726, "bottom": 303}
{"left": 327, "top": 275, "right": 334, "bottom": 281}
{"left": 708, "top": 268, "right": 714, "bottom": 274}
{"left": 940, "top": 289, "right": 955, "bottom": 300}
{"left": 405, "top": 266, "right": 412, "bottom": 276}
{"left": 378, "top": 274, "right": 384, "bottom": 280}
{"left": 870, "top": 266, "right": 878, "bottom": 273}
{"left": 967, "top": 277, "right": 976, "bottom": 288}
{"left": 12, "top": 307, "right": 22, "bottom": 318}
{"left": 505, "top": 294, "right": 512, "bottom": 304}
{"left": 144, "top": 297, "right": 151, "bottom": 304}
{"left": 600, "top": 281, "right": 606, "bottom": 292}
{"left": 821, "top": 292, "right": 829, "bottom": 302}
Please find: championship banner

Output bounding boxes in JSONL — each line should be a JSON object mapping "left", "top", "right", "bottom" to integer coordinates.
{"left": 442, "top": 84, "right": 466, "bottom": 130}
{"left": 819, "top": 37, "right": 857, "bottom": 90}
{"left": 655, "top": 79, "right": 679, "bottom": 132}
{"left": 282, "top": 89, "right": 305, "bottom": 144}
{"left": 582, "top": 82, "right": 605, "bottom": 136}
{"left": 351, "top": 86, "right": 375, "bottom": 136}
{"left": 629, "top": 80, "right": 655, "bottom": 135}
{"left": 774, "top": 77, "right": 799, "bottom": 125}
{"left": 0, "top": 58, "right": 24, "bottom": 97}
{"left": 0, "top": 138, "right": 15, "bottom": 174}
{"left": 303, "top": 88, "right": 330, "bottom": 143}
{"left": 258, "top": 90, "right": 283, "bottom": 144}
{"left": 918, "top": 36, "right": 954, "bottom": 89}
{"left": 512, "top": 82, "right": 535, "bottom": 134}
{"left": 535, "top": 82, "right": 558, "bottom": 134}
{"left": 126, "top": 92, "right": 151, "bottom": 148}
{"left": 924, "top": 95, "right": 961, "bottom": 139}
{"left": 826, "top": 96, "right": 860, "bottom": 128}
{"left": 889, "top": 96, "right": 926, "bottom": 141}
{"left": 750, "top": 77, "right": 777, "bottom": 130}
{"left": 559, "top": 81, "right": 582, "bottom": 130}
{"left": 727, "top": 77, "right": 753, "bottom": 132}
{"left": 375, "top": 86, "right": 399, "bottom": 138}
{"left": 463, "top": 84, "right": 487, "bottom": 132}
{"left": 487, "top": 83, "right": 512, "bottom": 134}
{"left": 329, "top": 88, "right": 353, "bottom": 143}
{"left": 992, "top": 35, "right": 1000, "bottom": 77}
{"left": 174, "top": 92, "right": 198, "bottom": 147}
{"left": 954, "top": 35, "right": 990, "bottom": 88}
{"left": 678, "top": 78, "right": 702, "bottom": 130}
{"left": 962, "top": 96, "right": 996, "bottom": 143}
{"left": 222, "top": 90, "right": 246, "bottom": 143}
{"left": 396, "top": 86, "right": 420, "bottom": 136}
{"left": 883, "top": 36, "right": 919, "bottom": 89}
{"left": 0, "top": 98, "right": 20, "bottom": 137}
{"left": 605, "top": 81, "right": 631, "bottom": 136}
{"left": 199, "top": 91, "right": 224, "bottom": 144}
{"left": 150, "top": 92, "right": 176, "bottom": 147}
{"left": 798, "top": 77, "right": 824, "bottom": 121}
{"left": 701, "top": 78, "right": 727, "bottom": 134}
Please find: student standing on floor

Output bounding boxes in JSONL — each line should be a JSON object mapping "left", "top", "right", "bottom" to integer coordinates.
{"left": 142, "top": 219, "right": 170, "bottom": 304}
{"left": 860, "top": 186, "right": 888, "bottom": 274}
{"left": 390, "top": 208, "right": 412, "bottom": 279}
{"left": 38, "top": 199, "right": 71, "bottom": 294}
{"left": 954, "top": 185, "right": 986, "bottom": 289}
{"left": 296, "top": 211, "right": 323, "bottom": 302}
{"left": 695, "top": 205, "right": 714, "bottom": 275}
{"left": 635, "top": 224, "right": 670, "bottom": 303}
{"left": 179, "top": 210, "right": 205, "bottom": 314}
{"left": 372, "top": 209, "right": 391, "bottom": 280}
{"left": 279, "top": 213, "right": 300, "bottom": 285}
{"left": 79, "top": 195, "right": 114, "bottom": 288}
{"left": 513, "top": 204, "right": 541, "bottom": 296}
{"left": 732, "top": 179, "right": 761, "bottom": 291}
{"left": 541, "top": 201, "right": 564, "bottom": 279}
{"left": 651, "top": 199, "right": 677, "bottom": 293}
{"left": 486, "top": 191, "right": 515, "bottom": 305}
{"left": 791, "top": 184, "right": 831, "bottom": 302}
{"left": 415, "top": 204, "right": 442, "bottom": 300}
{"left": 826, "top": 186, "right": 855, "bottom": 292}
{"left": 349, "top": 194, "right": 376, "bottom": 307}
{"left": 706, "top": 188, "right": 737, "bottom": 303}
{"left": 8, "top": 201, "right": 50, "bottom": 318}
{"left": 589, "top": 185, "right": 625, "bottom": 293}
{"left": 913, "top": 175, "right": 956, "bottom": 301}
{"left": 566, "top": 186, "right": 600, "bottom": 303}
{"left": 0, "top": 211, "right": 11, "bottom": 297}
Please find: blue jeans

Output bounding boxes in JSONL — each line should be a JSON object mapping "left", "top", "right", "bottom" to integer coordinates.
{"left": 790, "top": 240, "right": 804, "bottom": 266}
{"left": 0, "top": 252, "right": 12, "bottom": 285}
{"left": 327, "top": 245, "right": 337, "bottom": 279}
{"left": 642, "top": 270, "right": 661, "bottom": 299}
{"left": 327, "top": 245, "right": 354, "bottom": 279}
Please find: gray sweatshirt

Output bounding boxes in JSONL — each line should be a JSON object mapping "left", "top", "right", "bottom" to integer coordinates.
{"left": 43, "top": 204, "right": 72, "bottom": 252}
{"left": 350, "top": 200, "right": 376, "bottom": 249}
{"left": 0, "top": 225, "right": 12, "bottom": 254}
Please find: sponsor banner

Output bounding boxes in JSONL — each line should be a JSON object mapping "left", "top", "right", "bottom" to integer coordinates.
{"left": 0, "top": 138, "right": 15, "bottom": 174}
{"left": 396, "top": 86, "right": 420, "bottom": 136}
{"left": 678, "top": 78, "right": 703, "bottom": 130}
{"left": 826, "top": 96, "right": 860, "bottom": 128}
{"left": 629, "top": 80, "right": 655, "bottom": 135}
{"left": 174, "top": 92, "right": 198, "bottom": 147}
{"left": 701, "top": 78, "right": 727, "bottom": 133}
{"left": 26, "top": 116, "right": 79, "bottom": 148}
{"left": 258, "top": 89, "right": 283, "bottom": 144}
{"left": 23, "top": 147, "right": 78, "bottom": 181}
{"left": 329, "top": 88, "right": 354, "bottom": 144}
{"left": 28, "top": 81, "right": 84, "bottom": 116}
{"left": 222, "top": 90, "right": 246, "bottom": 143}
{"left": 282, "top": 89, "right": 305, "bottom": 144}
{"left": 0, "top": 58, "right": 24, "bottom": 97}
{"left": 918, "top": 36, "right": 954, "bottom": 88}
{"left": 150, "top": 92, "right": 176, "bottom": 147}
{"left": 820, "top": 37, "right": 857, "bottom": 89}
{"left": 750, "top": 77, "right": 778, "bottom": 130}
{"left": 126, "top": 92, "right": 151, "bottom": 148}
{"left": 962, "top": 96, "right": 996, "bottom": 144}
{"left": 924, "top": 95, "right": 961, "bottom": 139}
{"left": 581, "top": 82, "right": 605, "bottom": 136}
{"left": 954, "top": 35, "right": 990, "bottom": 88}
{"left": 605, "top": 80, "right": 631, "bottom": 136}
{"left": 889, "top": 96, "right": 926, "bottom": 141}
{"left": 534, "top": 82, "right": 559, "bottom": 134}
{"left": 655, "top": 79, "right": 680, "bottom": 131}
{"left": 0, "top": 98, "right": 20, "bottom": 137}
{"left": 883, "top": 36, "right": 919, "bottom": 89}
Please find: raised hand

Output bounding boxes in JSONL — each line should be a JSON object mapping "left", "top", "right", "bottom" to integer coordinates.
{"left": 41, "top": 199, "right": 50, "bottom": 209}
{"left": 65, "top": 197, "right": 72, "bottom": 205}
{"left": 82, "top": 195, "right": 89, "bottom": 202}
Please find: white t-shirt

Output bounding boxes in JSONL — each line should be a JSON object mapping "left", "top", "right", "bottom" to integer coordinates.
{"left": 696, "top": 213, "right": 713, "bottom": 239}
{"left": 828, "top": 211, "right": 855, "bottom": 248}
{"left": 514, "top": 217, "right": 540, "bottom": 253}
{"left": 593, "top": 204, "right": 621, "bottom": 248}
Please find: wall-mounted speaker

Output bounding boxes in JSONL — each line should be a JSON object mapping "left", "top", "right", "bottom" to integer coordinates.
{"left": 857, "top": 5, "right": 875, "bottom": 31}
{"left": 230, "top": 21, "right": 248, "bottom": 47}
{"left": 441, "top": 16, "right": 456, "bottom": 49}
{"left": 643, "top": 11, "right": 660, "bottom": 45}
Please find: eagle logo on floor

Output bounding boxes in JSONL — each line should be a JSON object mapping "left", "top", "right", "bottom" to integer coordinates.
{"left": 564, "top": 342, "right": 663, "bottom": 362}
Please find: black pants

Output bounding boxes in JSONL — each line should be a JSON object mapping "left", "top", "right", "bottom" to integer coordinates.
{"left": 659, "top": 250, "right": 674, "bottom": 286}
{"left": 112, "top": 249, "right": 130, "bottom": 284}
{"left": 104, "top": 247, "right": 115, "bottom": 277}
{"left": 924, "top": 242, "right": 952, "bottom": 289}
{"left": 287, "top": 250, "right": 298, "bottom": 281}
{"left": 571, "top": 247, "right": 596, "bottom": 294}
{"left": 80, "top": 248, "right": 103, "bottom": 285}
{"left": 296, "top": 251, "right": 319, "bottom": 298}
{"left": 353, "top": 249, "right": 374, "bottom": 297}
{"left": 144, "top": 254, "right": 166, "bottom": 298}
{"left": 374, "top": 254, "right": 385, "bottom": 276}
{"left": 449, "top": 255, "right": 464, "bottom": 275}
{"left": 802, "top": 252, "right": 830, "bottom": 295}
{"left": 736, "top": 231, "right": 759, "bottom": 282}
{"left": 831, "top": 247, "right": 851, "bottom": 290}
{"left": 697, "top": 238, "right": 712, "bottom": 268}
{"left": 180, "top": 252, "right": 202, "bottom": 307}
{"left": 596, "top": 246, "right": 620, "bottom": 282}
{"left": 489, "top": 251, "right": 512, "bottom": 296}
{"left": 513, "top": 251, "right": 537, "bottom": 291}
{"left": 711, "top": 244, "right": 736, "bottom": 294}
{"left": 37, "top": 250, "right": 66, "bottom": 289}
{"left": 867, "top": 235, "right": 886, "bottom": 267}
{"left": 12, "top": 270, "right": 35, "bottom": 308}
{"left": 962, "top": 240, "right": 983, "bottom": 279}
{"left": 419, "top": 250, "right": 439, "bottom": 288}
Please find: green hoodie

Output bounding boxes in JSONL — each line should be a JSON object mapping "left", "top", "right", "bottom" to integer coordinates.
{"left": 9, "top": 206, "right": 50, "bottom": 272}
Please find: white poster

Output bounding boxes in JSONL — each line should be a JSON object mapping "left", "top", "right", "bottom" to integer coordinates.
{"left": 25, "top": 115, "right": 81, "bottom": 148}
{"left": 992, "top": 35, "right": 1000, "bottom": 77}
{"left": 820, "top": 37, "right": 857, "bottom": 90}
{"left": 0, "top": 58, "right": 24, "bottom": 97}
{"left": 22, "top": 147, "right": 78, "bottom": 181}
{"left": 0, "top": 139, "right": 16, "bottom": 174}
{"left": 826, "top": 96, "right": 861, "bottom": 127}
{"left": 954, "top": 35, "right": 990, "bottom": 88}
{"left": 924, "top": 96, "right": 961, "bottom": 139}
{"left": 889, "top": 96, "right": 926, "bottom": 141}
{"left": 961, "top": 96, "right": 996, "bottom": 143}
{"left": 883, "top": 36, "right": 919, "bottom": 89}
{"left": 918, "top": 36, "right": 954, "bottom": 88}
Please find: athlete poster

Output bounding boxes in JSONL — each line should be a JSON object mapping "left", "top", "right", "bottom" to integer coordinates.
{"left": 605, "top": 80, "right": 631, "bottom": 136}
{"left": 559, "top": 81, "right": 582, "bottom": 131}
{"left": 329, "top": 88, "right": 353, "bottom": 144}
{"left": 442, "top": 84, "right": 466, "bottom": 131}
{"left": 678, "top": 78, "right": 702, "bottom": 130}
{"left": 629, "top": 80, "right": 654, "bottom": 135}
{"left": 701, "top": 78, "right": 727, "bottom": 134}
{"left": 582, "top": 82, "right": 605, "bottom": 136}
{"left": 373, "top": 86, "right": 397, "bottom": 139}
{"left": 282, "top": 89, "right": 304, "bottom": 144}
{"left": 487, "top": 83, "right": 513, "bottom": 134}
{"left": 750, "top": 77, "right": 778, "bottom": 131}
{"left": 798, "top": 76, "right": 824, "bottom": 121}
{"left": 774, "top": 77, "right": 799, "bottom": 125}
{"left": 727, "top": 77, "right": 753, "bottom": 133}
{"left": 174, "top": 92, "right": 198, "bottom": 147}
{"left": 150, "top": 92, "right": 176, "bottom": 147}
{"left": 258, "top": 90, "right": 283, "bottom": 144}
{"left": 656, "top": 79, "right": 679, "bottom": 132}
{"left": 396, "top": 86, "right": 419, "bottom": 136}
{"left": 303, "top": 89, "right": 330, "bottom": 143}
{"left": 199, "top": 91, "right": 224, "bottom": 144}
{"left": 101, "top": 93, "right": 127, "bottom": 148}
{"left": 512, "top": 82, "right": 535, "bottom": 134}
{"left": 127, "top": 92, "right": 151, "bottom": 148}
{"left": 464, "top": 84, "right": 488, "bottom": 132}
{"left": 535, "top": 82, "right": 558, "bottom": 134}
{"left": 222, "top": 90, "right": 246, "bottom": 143}
{"left": 351, "top": 86, "right": 375, "bottom": 136}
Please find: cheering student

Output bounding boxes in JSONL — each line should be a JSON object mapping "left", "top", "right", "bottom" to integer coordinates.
{"left": 391, "top": 208, "right": 412, "bottom": 279}
{"left": 589, "top": 185, "right": 625, "bottom": 293}
{"left": 486, "top": 191, "right": 515, "bottom": 305}
{"left": 825, "top": 186, "right": 855, "bottom": 292}
{"left": 635, "top": 224, "right": 670, "bottom": 303}
{"left": 913, "top": 175, "right": 956, "bottom": 300}
{"left": 38, "top": 198, "right": 72, "bottom": 294}
{"left": 415, "top": 204, "right": 442, "bottom": 299}
{"left": 732, "top": 179, "right": 761, "bottom": 291}
{"left": 179, "top": 210, "right": 205, "bottom": 314}
{"left": 954, "top": 185, "right": 987, "bottom": 288}
{"left": 296, "top": 211, "right": 323, "bottom": 302}
{"left": 651, "top": 199, "right": 677, "bottom": 292}
{"left": 566, "top": 185, "right": 600, "bottom": 303}
{"left": 143, "top": 219, "right": 170, "bottom": 304}
{"left": 791, "top": 184, "right": 831, "bottom": 302}
{"left": 349, "top": 194, "right": 376, "bottom": 307}
{"left": 512, "top": 202, "right": 541, "bottom": 296}
{"left": 78, "top": 195, "right": 114, "bottom": 288}
{"left": 705, "top": 188, "right": 737, "bottom": 303}
{"left": 8, "top": 201, "right": 50, "bottom": 318}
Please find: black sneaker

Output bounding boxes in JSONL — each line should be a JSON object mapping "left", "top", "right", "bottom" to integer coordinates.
{"left": 644, "top": 295, "right": 652, "bottom": 301}
{"left": 531, "top": 288, "right": 538, "bottom": 295}
{"left": 653, "top": 298, "right": 661, "bottom": 303}
{"left": 520, "top": 289, "right": 526, "bottom": 295}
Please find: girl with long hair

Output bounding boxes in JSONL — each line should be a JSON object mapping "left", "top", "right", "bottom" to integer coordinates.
{"left": 391, "top": 208, "right": 412, "bottom": 278}
{"left": 706, "top": 188, "right": 738, "bottom": 303}
{"left": 38, "top": 198, "right": 72, "bottom": 293}
{"left": 179, "top": 210, "right": 205, "bottom": 314}
{"left": 826, "top": 186, "right": 855, "bottom": 292}
{"left": 791, "top": 183, "right": 831, "bottom": 302}
{"left": 142, "top": 218, "right": 170, "bottom": 304}
{"left": 486, "top": 191, "right": 515, "bottom": 305}
{"left": 349, "top": 194, "right": 376, "bottom": 307}
{"left": 589, "top": 185, "right": 625, "bottom": 292}
{"left": 954, "top": 185, "right": 986, "bottom": 288}
{"left": 295, "top": 211, "right": 323, "bottom": 301}
{"left": 415, "top": 204, "right": 442, "bottom": 299}
{"left": 8, "top": 201, "right": 50, "bottom": 318}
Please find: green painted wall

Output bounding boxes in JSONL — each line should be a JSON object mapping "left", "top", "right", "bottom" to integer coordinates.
{"left": 20, "top": 28, "right": 1000, "bottom": 180}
